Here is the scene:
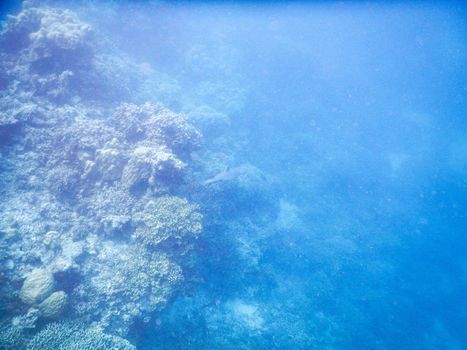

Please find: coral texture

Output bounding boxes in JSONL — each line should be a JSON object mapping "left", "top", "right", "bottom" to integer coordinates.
{"left": 132, "top": 196, "right": 202, "bottom": 247}
{"left": 19, "top": 269, "right": 55, "bottom": 305}
{"left": 26, "top": 322, "right": 136, "bottom": 350}
{"left": 0, "top": 3, "right": 204, "bottom": 341}
{"left": 38, "top": 291, "right": 68, "bottom": 319}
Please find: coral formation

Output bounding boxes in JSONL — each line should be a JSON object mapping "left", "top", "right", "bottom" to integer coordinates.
{"left": 0, "top": 324, "right": 24, "bottom": 350}
{"left": 0, "top": 2, "right": 206, "bottom": 344}
{"left": 0, "top": 2, "right": 285, "bottom": 350}
{"left": 72, "top": 242, "right": 183, "bottom": 335}
{"left": 38, "top": 291, "right": 68, "bottom": 319}
{"left": 121, "top": 144, "right": 186, "bottom": 194}
{"left": 26, "top": 322, "right": 135, "bottom": 350}
{"left": 19, "top": 269, "right": 55, "bottom": 305}
{"left": 1, "top": 1, "right": 463, "bottom": 349}
{"left": 132, "top": 196, "right": 202, "bottom": 247}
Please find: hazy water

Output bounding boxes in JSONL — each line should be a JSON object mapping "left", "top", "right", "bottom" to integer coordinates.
{"left": 2, "top": 1, "right": 467, "bottom": 349}
{"left": 114, "top": 2, "right": 467, "bottom": 348}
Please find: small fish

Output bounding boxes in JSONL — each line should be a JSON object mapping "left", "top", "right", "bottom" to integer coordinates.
{"left": 203, "top": 164, "right": 255, "bottom": 186}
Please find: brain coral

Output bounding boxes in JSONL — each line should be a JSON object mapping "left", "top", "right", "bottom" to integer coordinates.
{"left": 132, "top": 195, "right": 202, "bottom": 247}
{"left": 38, "top": 290, "right": 68, "bottom": 319}
{"left": 19, "top": 269, "right": 55, "bottom": 305}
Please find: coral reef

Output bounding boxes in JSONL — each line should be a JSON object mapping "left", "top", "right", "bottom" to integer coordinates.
{"left": 72, "top": 242, "right": 184, "bottom": 335}
{"left": 19, "top": 269, "right": 55, "bottom": 305}
{"left": 132, "top": 196, "right": 202, "bottom": 248}
{"left": 121, "top": 144, "right": 186, "bottom": 194}
{"left": 1, "top": 2, "right": 463, "bottom": 349}
{"left": 1, "top": 2, "right": 295, "bottom": 350}
{"left": 0, "top": 2, "right": 206, "bottom": 344}
{"left": 0, "top": 324, "right": 24, "bottom": 350}
{"left": 38, "top": 291, "right": 68, "bottom": 319}
{"left": 27, "top": 322, "right": 135, "bottom": 350}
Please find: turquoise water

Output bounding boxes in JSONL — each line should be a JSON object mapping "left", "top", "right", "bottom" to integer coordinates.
{"left": 0, "top": 1, "right": 466, "bottom": 349}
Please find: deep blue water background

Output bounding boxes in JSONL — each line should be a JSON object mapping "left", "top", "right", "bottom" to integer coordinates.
{"left": 2, "top": 1, "right": 467, "bottom": 348}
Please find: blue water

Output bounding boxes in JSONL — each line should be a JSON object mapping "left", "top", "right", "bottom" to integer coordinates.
{"left": 0, "top": 1, "right": 466, "bottom": 349}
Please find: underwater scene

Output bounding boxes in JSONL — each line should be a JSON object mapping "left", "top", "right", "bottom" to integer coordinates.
{"left": 0, "top": 0, "right": 466, "bottom": 349}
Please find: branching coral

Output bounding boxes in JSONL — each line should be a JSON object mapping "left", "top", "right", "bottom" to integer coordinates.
{"left": 82, "top": 185, "right": 134, "bottom": 235}
{"left": 26, "top": 322, "right": 135, "bottom": 350}
{"left": 0, "top": 324, "right": 24, "bottom": 350}
{"left": 73, "top": 242, "right": 183, "bottom": 335}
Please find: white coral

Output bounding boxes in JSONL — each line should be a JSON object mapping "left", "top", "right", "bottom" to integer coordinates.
{"left": 19, "top": 269, "right": 55, "bottom": 305}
